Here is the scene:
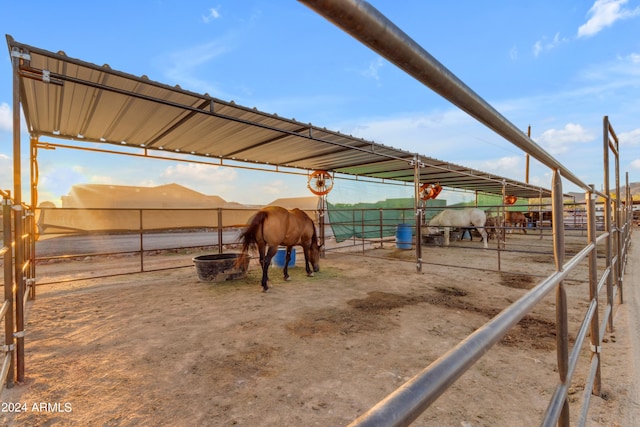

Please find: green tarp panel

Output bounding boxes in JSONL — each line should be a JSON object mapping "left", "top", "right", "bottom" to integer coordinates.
{"left": 326, "top": 194, "right": 530, "bottom": 242}
{"left": 457, "top": 194, "right": 529, "bottom": 214}
{"left": 327, "top": 198, "right": 446, "bottom": 243}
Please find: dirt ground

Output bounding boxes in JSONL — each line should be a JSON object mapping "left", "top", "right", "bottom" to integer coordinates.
{"left": 0, "top": 231, "right": 637, "bottom": 426}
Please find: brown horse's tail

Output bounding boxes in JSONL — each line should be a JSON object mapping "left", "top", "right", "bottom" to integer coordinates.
{"left": 234, "top": 210, "right": 268, "bottom": 269}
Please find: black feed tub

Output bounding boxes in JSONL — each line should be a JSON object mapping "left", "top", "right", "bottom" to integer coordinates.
{"left": 192, "top": 253, "right": 248, "bottom": 282}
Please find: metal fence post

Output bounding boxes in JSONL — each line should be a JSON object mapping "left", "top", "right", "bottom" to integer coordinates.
{"left": 139, "top": 209, "right": 144, "bottom": 272}
{"left": 217, "top": 208, "right": 223, "bottom": 253}
{"left": 587, "top": 185, "right": 602, "bottom": 396}
{"left": 13, "top": 204, "right": 25, "bottom": 383}
{"left": 551, "top": 169, "right": 570, "bottom": 426}
{"left": 2, "top": 194, "right": 15, "bottom": 389}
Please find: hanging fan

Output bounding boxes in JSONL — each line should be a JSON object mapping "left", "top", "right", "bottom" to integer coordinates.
{"left": 419, "top": 183, "right": 442, "bottom": 200}
{"left": 504, "top": 195, "right": 518, "bottom": 205}
{"left": 307, "top": 170, "right": 334, "bottom": 196}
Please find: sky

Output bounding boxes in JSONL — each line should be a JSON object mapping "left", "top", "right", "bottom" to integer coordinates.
{"left": 1, "top": 0, "right": 640, "bottom": 206}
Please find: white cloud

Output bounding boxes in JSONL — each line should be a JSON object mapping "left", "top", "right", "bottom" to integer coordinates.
{"left": 509, "top": 46, "right": 518, "bottom": 61}
{"left": 341, "top": 108, "right": 469, "bottom": 138}
{"left": 619, "top": 128, "right": 640, "bottom": 146}
{"left": 38, "top": 166, "right": 87, "bottom": 199}
{"left": 578, "top": 0, "right": 640, "bottom": 38}
{"left": 631, "top": 158, "right": 640, "bottom": 169}
{"left": 361, "top": 57, "right": 384, "bottom": 82}
{"left": 160, "top": 38, "right": 233, "bottom": 96}
{"left": 160, "top": 162, "right": 237, "bottom": 196}
{"left": 532, "top": 33, "right": 569, "bottom": 57}
{"left": 0, "top": 154, "right": 11, "bottom": 189}
{"left": 0, "top": 103, "right": 11, "bottom": 131}
{"left": 536, "top": 123, "right": 595, "bottom": 155}
{"left": 533, "top": 41, "right": 542, "bottom": 57}
{"left": 202, "top": 7, "right": 221, "bottom": 23}
{"left": 89, "top": 174, "right": 117, "bottom": 185}
{"left": 533, "top": 1, "right": 640, "bottom": 56}
{"left": 258, "top": 179, "right": 288, "bottom": 196}
{"left": 468, "top": 156, "right": 523, "bottom": 177}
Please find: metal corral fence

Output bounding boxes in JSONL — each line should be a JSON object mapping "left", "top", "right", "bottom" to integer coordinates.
{"left": 0, "top": 189, "right": 36, "bottom": 391}
{"left": 345, "top": 185, "right": 633, "bottom": 426}
{"left": 31, "top": 205, "right": 414, "bottom": 284}
{"left": 2, "top": 3, "right": 635, "bottom": 426}
{"left": 12, "top": 190, "right": 635, "bottom": 424}
{"left": 25, "top": 201, "right": 610, "bottom": 284}
{"left": 297, "top": 1, "right": 634, "bottom": 425}
{"left": 33, "top": 206, "right": 322, "bottom": 285}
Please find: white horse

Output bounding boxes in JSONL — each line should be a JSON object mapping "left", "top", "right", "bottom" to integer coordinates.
{"left": 428, "top": 208, "right": 489, "bottom": 249}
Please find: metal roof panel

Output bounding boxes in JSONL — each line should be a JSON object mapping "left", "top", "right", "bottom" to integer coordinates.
{"left": 7, "top": 35, "right": 553, "bottom": 200}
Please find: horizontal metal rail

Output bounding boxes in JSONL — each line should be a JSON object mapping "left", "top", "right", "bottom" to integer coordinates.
{"left": 0, "top": 353, "right": 12, "bottom": 394}
{"left": 0, "top": 300, "right": 9, "bottom": 320}
{"left": 298, "top": 0, "right": 591, "bottom": 193}
{"left": 349, "top": 254, "right": 585, "bottom": 426}
{"left": 295, "top": 2, "right": 629, "bottom": 426}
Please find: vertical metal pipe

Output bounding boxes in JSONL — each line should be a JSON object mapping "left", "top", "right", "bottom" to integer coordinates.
{"left": 217, "top": 208, "right": 223, "bottom": 254}
{"left": 413, "top": 156, "right": 422, "bottom": 272}
{"left": 552, "top": 169, "right": 570, "bottom": 426}
{"left": 360, "top": 209, "right": 365, "bottom": 255}
{"left": 586, "top": 185, "right": 601, "bottom": 395}
{"left": 29, "top": 137, "right": 37, "bottom": 300}
{"left": 525, "top": 125, "right": 531, "bottom": 183}
{"left": 13, "top": 206, "right": 24, "bottom": 385}
{"left": 2, "top": 196, "right": 15, "bottom": 388}
{"left": 613, "top": 131, "right": 622, "bottom": 303}
{"left": 538, "top": 189, "right": 543, "bottom": 240}
{"left": 297, "top": 0, "right": 588, "bottom": 191}
{"left": 497, "top": 182, "right": 505, "bottom": 271}
{"left": 319, "top": 199, "right": 326, "bottom": 257}
{"left": 378, "top": 208, "right": 383, "bottom": 248}
{"left": 22, "top": 211, "right": 32, "bottom": 303}
{"left": 623, "top": 172, "right": 630, "bottom": 274}
{"left": 27, "top": 210, "right": 35, "bottom": 301}
{"left": 11, "top": 52, "right": 22, "bottom": 211}
{"left": 11, "top": 47, "right": 25, "bottom": 383}
{"left": 139, "top": 209, "right": 144, "bottom": 272}
{"left": 603, "top": 116, "right": 614, "bottom": 332}
{"left": 416, "top": 209, "right": 422, "bottom": 273}
{"left": 352, "top": 209, "right": 356, "bottom": 248}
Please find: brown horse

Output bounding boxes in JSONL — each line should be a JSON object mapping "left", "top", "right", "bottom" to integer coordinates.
{"left": 505, "top": 211, "right": 528, "bottom": 234}
{"left": 236, "top": 206, "right": 322, "bottom": 292}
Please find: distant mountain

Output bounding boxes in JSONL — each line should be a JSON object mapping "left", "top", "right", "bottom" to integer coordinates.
{"left": 622, "top": 182, "right": 640, "bottom": 196}
{"left": 572, "top": 183, "right": 640, "bottom": 198}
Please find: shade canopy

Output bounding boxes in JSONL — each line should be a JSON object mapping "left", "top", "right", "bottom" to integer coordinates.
{"left": 7, "top": 35, "right": 552, "bottom": 200}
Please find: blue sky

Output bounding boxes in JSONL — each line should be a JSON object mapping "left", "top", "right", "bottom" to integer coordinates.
{"left": 1, "top": 0, "right": 640, "bottom": 206}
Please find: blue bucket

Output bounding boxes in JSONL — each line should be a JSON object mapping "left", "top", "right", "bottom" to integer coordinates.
{"left": 395, "top": 224, "right": 413, "bottom": 250}
{"left": 273, "top": 248, "right": 296, "bottom": 268}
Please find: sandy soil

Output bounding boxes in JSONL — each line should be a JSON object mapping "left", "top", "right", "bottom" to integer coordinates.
{"left": 0, "top": 231, "right": 637, "bottom": 426}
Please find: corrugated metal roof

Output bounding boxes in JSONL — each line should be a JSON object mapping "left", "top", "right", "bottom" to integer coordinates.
{"left": 7, "top": 35, "right": 552, "bottom": 200}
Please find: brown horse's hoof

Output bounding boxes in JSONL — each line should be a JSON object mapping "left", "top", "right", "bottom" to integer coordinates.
{"left": 262, "top": 287, "right": 270, "bottom": 292}
{"left": 307, "top": 272, "right": 314, "bottom": 277}
{"left": 284, "top": 277, "right": 291, "bottom": 281}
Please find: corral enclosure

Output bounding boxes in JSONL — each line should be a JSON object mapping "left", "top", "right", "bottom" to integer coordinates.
{"left": 2, "top": 2, "right": 634, "bottom": 424}
{"left": 0, "top": 231, "right": 634, "bottom": 426}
